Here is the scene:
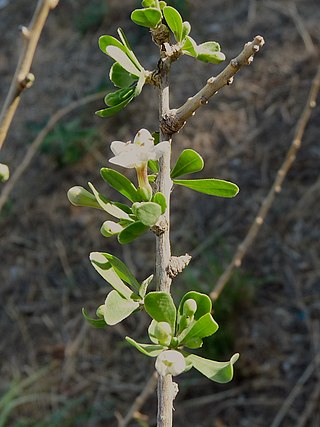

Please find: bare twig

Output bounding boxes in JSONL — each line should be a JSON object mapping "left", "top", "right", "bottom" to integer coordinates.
{"left": 266, "top": 1, "right": 316, "bottom": 56}
{"left": 0, "top": 0, "right": 59, "bottom": 151}
{"left": 270, "top": 354, "right": 320, "bottom": 427}
{"left": 210, "top": 64, "right": 320, "bottom": 302}
{"left": 161, "top": 35, "right": 265, "bottom": 135}
{"left": 0, "top": 90, "right": 105, "bottom": 213}
{"left": 117, "top": 371, "right": 158, "bottom": 427}
{"left": 295, "top": 382, "right": 320, "bottom": 427}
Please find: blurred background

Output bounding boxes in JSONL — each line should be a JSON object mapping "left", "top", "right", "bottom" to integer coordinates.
{"left": 0, "top": 0, "right": 319, "bottom": 426}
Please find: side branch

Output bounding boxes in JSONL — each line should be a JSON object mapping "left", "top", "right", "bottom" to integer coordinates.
{"left": 0, "top": 0, "right": 59, "bottom": 151}
{"left": 161, "top": 35, "right": 265, "bottom": 135}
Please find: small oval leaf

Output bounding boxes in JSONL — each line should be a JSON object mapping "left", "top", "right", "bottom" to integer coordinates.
{"left": 131, "top": 8, "right": 162, "bottom": 28}
{"left": 171, "top": 149, "right": 204, "bottom": 178}
{"left": 95, "top": 93, "right": 135, "bottom": 118}
{"left": 118, "top": 221, "right": 149, "bottom": 244}
{"left": 110, "top": 63, "right": 138, "bottom": 88}
{"left": 185, "top": 353, "right": 240, "bottom": 383}
{"left": 144, "top": 292, "right": 177, "bottom": 332}
{"left": 100, "top": 168, "right": 139, "bottom": 202}
{"left": 126, "top": 336, "right": 165, "bottom": 357}
{"left": 173, "top": 178, "right": 239, "bottom": 198}
{"left": 163, "top": 6, "right": 183, "bottom": 42}
{"left": 132, "top": 202, "right": 162, "bottom": 226}
{"left": 106, "top": 46, "right": 141, "bottom": 76}
{"left": 102, "top": 290, "right": 139, "bottom": 325}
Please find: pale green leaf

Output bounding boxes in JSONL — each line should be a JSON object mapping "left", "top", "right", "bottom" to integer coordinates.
{"left": 103, "top": 253, "right": 141, "bottom": 292}
{"left": 126, "top": 336, "right": 165, "bottom": 357}
{"left": 132, "top": 202, "right": 162, "bottom": 226}
{"left": 186, "top": 353, "right": 240, "bottom": 383}
{"left": 178, "top": 313, "right": 218, "bottom": 345}
{"left": 106, "top": 46, "right": 141, "bottom": 76}
{"left": 88, "top": 182, "right": 130, "bottom": 219}
{"left": 139, "top": 274, "right": 153, "bottom": 298}
{"left": 152, "top": 192, "right": 167, "bottom": 214}
{"left": 90, "top": 252, "right": 132, "bottom": 299}
{"left": 67, "top": 186, "right": 101, "bottom": 210}
{"left": 178, "top": 291, "right": 212, "bottom": 320}
{"left": 102, "top": 290, "right": 139, "bottom": 325}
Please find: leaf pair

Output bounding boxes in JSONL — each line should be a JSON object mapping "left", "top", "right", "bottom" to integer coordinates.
{"left": 96, "top": 29, "right": 146, "bottom": 117}
{"left": 182, "top": 37, "right": 226, "bottom": 64}
{"left": 126, "top": 291, "right": 239, "bottom": 383}
{"left": 83, "top": 252, "right": 153, "bottom": 326}
{"left": 171, "top": 149, "right": 239, "bottom": 198}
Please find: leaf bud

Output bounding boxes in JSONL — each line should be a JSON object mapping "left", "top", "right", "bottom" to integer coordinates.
{"left": 67, "top": 186, "right": 101, "bottom": 209}
{"left": 0, "top": 163, "right": 9, "bottom": 182}
{"left": 154, "top": 321, "right": 172, "bottom": 346}
{"left": 183, "top": 299, "right": 197, "bottom": 317}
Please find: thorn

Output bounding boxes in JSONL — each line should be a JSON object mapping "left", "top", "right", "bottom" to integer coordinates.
{"left": 227, "top": 77, "right": 234, "bottom": 85}
{"left": 207, "top": 77, "right": 215, "bottom": 84}
{"left": 20, "top": 25, "right": 30, "bottom": 38}
{"left": 200, "top": 96, "right": 208, "bottom": 105}
{"left": 231, "top": 59, "right": 239, "bottom": 68}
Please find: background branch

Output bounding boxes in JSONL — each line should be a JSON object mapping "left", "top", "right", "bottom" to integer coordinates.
{"left": 0, "top": 91, "right": 105, "bottom": 213}
{"left": 0, "top": 0, "right": 59, "bottom": 151}
{"left": 210, "top": 64, "right": 320, "bottom": 302}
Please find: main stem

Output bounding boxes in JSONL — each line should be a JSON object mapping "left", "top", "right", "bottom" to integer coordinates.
{"left": 156, "top": 57, "right": 174, "bottom": 427}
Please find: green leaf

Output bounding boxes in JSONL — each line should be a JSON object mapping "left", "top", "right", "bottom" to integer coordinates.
{"left": 152, "top": 192, "right": 167, "bottom": 214}
{"left": 89, "top": 252, "right": 132, "bottom": 299}
{"left": 148, "top": 160, "right": 159, "bottom": 173}
{"left": 82, "top": 308, "right": 107, "bottom": 328}
{"left": 106, "top": 46, "right": 142, "bottom": 76}
{"left": 171, "top": 149, "right": 204, "bottom": 178}
{"left": 196, "top": 42, "right": 225, "bottom": 64}
{"left": 99, "top": 35, "right": 126, "bottom": 55}
{"left": 131, "top": 8, "right": 162, "bottom": 28}
{"left": 100, "top": 220, "right": 123, "bottom": 237}
{"left": 109, "top": 63, "right": 138, "bottom": 88}
{"left": 104, "top": 87, "right": 135, "bottom": 107}
{"left": 103, "top": 253, "right": 141, "bottom": 292}
{"left": 182, "top": 36, "right": 197, "bottom": 57}
{"left": 116, "top": 28, "right": 143, "bottom": 71}
{"left": 118, "top": 221, "right": 149, "bottom": 244}
{"left": 88, "top": 182, "right": 130, "bottom": 219}
{"left": 139, "top": 274, "right": 153, "bottom": 298}
{"left": 113, "top": 202, "right": 132, "bottom": 215}
{"left": 173, "top": 178, "right": 239, "bottom": 198}
{"left": 102, "top": 290, "right": 139, "bottom": 325}
{"left": 178, "top": 313, "right": 218, "bottom": 345}
{"left": 100, "top": 168, "right": 139, "bottom": 202}
{"left": 144, "top": 292, "right": 176, "bottom": 332}
{"left": 178, "top": 291, "right": 212, "bottom": 320}
{"left": 142, "top": 0, "right": 157, "bottom": 7}
{"left": 67, "top": 186, "right": 102, "bottom": 210}
{"left": 163, "top": 6, "right": 183, "bottom": 42}
{"left": 185, "top": 353, "right": 240, "bottom": 383}
{"left": 126, "top": 337, "right": 165, "bottom": 357}
{"left": 0, "top": 163, "right": 9, "bottom": 182}
{"left": 132, "top": 202, "right": 162, "bottom": 226}
{"left": 95, "top": 93, "right": 135, "bottom": 117}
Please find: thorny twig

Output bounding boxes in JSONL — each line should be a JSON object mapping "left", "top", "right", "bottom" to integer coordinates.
{"left": 210, "top": 65, "right": 320, "bottom": 301}
{"left": 0, "top": 0, "right": 59, "bottom": 151}
{"left": 0, "top": 91, "right": 105, "bottom": 213}
{"left": 160, "top": 35, "right": 265, "bottom": 135}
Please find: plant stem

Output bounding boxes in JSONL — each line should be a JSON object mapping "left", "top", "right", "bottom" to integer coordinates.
{"left": 156, "top": 57, "right": 174, "bottom": 427}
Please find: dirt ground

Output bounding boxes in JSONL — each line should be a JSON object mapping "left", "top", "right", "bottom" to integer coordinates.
{"left": 0, "top": 0, "right": 319, "bottom": 426}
